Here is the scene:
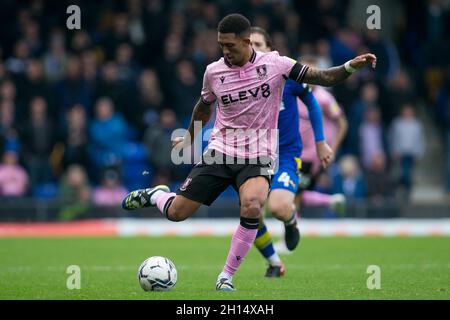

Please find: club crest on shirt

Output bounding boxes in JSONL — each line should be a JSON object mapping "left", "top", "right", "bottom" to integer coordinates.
{"left": 256, "top": 65, "right": 267, "bottom": 79}
{"left": 180, "top": 177, "right": 192, "bottom": 191}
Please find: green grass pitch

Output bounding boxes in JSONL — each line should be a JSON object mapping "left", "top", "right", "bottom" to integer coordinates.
{"left": 0, "top": 236, "right": 449, "bottom": 299}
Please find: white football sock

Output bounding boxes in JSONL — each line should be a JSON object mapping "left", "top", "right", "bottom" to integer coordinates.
{"left": 268, "top": 253, "right": 282, "bottom": 267}
{"left": 218, "top": 271, "right": 232, "bottom": 281}
{"left": 149, "top": 189, "right": 163, "bottom": 204}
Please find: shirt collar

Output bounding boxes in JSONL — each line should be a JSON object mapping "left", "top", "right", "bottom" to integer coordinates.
{"left": 224, "top": 49, "right": 257, "bottom": 68}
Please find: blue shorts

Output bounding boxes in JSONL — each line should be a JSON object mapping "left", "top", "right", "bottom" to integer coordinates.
{"left": 271, "top": 154, "right": 302, "bottom": 194}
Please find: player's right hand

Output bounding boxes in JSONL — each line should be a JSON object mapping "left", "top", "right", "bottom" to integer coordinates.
{"left": 350, "top": 53, "right": 377, "bottom": 69}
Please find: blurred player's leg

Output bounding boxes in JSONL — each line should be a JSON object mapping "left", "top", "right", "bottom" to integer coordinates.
{"left": 302, "top": 190, "right": 346, "bottom": 216}
{"left": 268, "top": 189, "right": 300, "bottom": 251}
{"left": 254, "top": 219, "right": 285, "bottom": 277}
{"left": 216, "top": 177, "right": 268, "bottom": 291}
{"left": 267, "top": 157, "right": 302, "bottom": 252}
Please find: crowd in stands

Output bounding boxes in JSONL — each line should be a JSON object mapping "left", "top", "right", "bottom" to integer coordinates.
{"left": 0, "top": 0, "right": 449, "bottom": 217}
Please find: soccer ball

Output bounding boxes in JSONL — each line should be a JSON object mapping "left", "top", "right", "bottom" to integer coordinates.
{"left": 137, "top": 256, "right": 177, "bottom": 291}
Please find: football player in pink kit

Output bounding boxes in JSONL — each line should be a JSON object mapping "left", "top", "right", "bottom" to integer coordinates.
{"left": 274, "top": 56, "right": 349, "bottom": 254}
{"left": 122, "top": 14, "right": 376, "bottom": 291}
{"left": 296, "top": 56, "right": 348, "bottom": 213}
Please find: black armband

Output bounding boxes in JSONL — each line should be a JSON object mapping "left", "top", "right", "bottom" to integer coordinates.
{"left": 288, "top": 62, "right": 309, "bottom": 83}
{"left": 200, "top": 97, "right": 214, "bottom": 105}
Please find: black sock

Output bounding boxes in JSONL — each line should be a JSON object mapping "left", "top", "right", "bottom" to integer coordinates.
{"left": 240, "top": 217, "right": 259, "bottom": 229}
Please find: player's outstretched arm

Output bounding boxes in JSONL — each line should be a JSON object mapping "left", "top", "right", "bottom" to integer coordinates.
{"left": 172, "top": 98, "right": 212, "bottom": 149}
{"left": 302, "top": 53, "right": 377, "bottom": 87}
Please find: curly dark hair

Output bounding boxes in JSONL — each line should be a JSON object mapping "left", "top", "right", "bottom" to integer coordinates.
{"left": 218, "top": 13, "right": 251, "bottom": 36}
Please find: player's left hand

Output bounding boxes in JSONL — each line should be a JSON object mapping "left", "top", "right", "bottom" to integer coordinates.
{"left": 349, "top": 53, "right": 377, "bottom": 69}
{"left": 315, "top": 141, "right": 334, "bottom": 169}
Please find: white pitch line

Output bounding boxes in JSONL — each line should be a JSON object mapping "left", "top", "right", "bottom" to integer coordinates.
{"left": 0, "top": 263, "right": 448, "bottom": 273}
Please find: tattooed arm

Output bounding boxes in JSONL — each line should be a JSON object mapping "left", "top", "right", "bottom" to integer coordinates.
{"left": 172, "top": 98, "right": 213, "bottom": 149}
{"left": 303, "top": 65, "right": 351, "bottom": 87}
{"left": 292, "top": 53, "right": 377, "bottom": 87}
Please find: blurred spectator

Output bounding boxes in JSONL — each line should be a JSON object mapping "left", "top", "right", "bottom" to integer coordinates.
{"left": 55, "top": 55, "right": 93, "bottom": 115}
{"left": 365, "top": 153, "right": 397, "bottom": 203}
{"left": 58, "top": 164, "right": 91, "bottom": 220}
{"left": 332, "top": 155, "right": 367, "bottom": 200}
{"left": 127, "top": 0, "right": 146, "bottom": 47}
{"left": 60, "top": 104, "right": 89, "bottom": 169}
{"left": 0, "top": 151, "right": 29, "bottom": 197}
{"left": 81, "top": 49, "right": 99, "bottom": 85}
{"left": 42, "top": 32, "right": 67, "bottom": 82}
{"left": 95, "top": 61, "right": 121, "bottom": 109}
{"left": 0, "top": 62, "right": 7, "bottom": 82}
{"left": 16, "top": 59, "right": 54, "bottom": 122}
{"left": 328, "top": 28, "right": 358, "bottom": 66}
{"left": 171, "top": 59, "right": 200, "bottom": 123}
{"left": 201, "top": 2, "right": 220, "bottom": 30}
{"left": 0, "top": 100, "right": 19, "bottom": 154}
{"left": 95, "top": 60, "right": 138, "bottom": 128}
{"left": 103, "top": 13, "right": 132, "bottom": 60}
{"left": 59, "top": 164, "right": 90, "bottom": 200}
{"left": 144, "top": 108, "right": 185, "bottom": 181}
{"left": 359, "top": 106, "right": 386, "bottom": 169}
{"left": 422, "top": 0, "right": 450, "bottom": 67}
{"left": 389, "top": 104, "right": 426, "bottom": 199}
{"left": 0, "top": 99, "right": 16, "bottom": 135}
{"left": 315, "top": 39, "right": 333, "bottom": 69}
{"left": 157, "top": 33, "right": 182, "bottom": 92}
{"left": 5, "top": 39, "right": 30, "bottom": 75}
{"left": 384, "top": 69, "right": 417, "bottom": 125}
{"left": 22, "top": 19, "right": 43, "bottom": 56}
{"left": 284, "top": 12, "right": 304, "bottom": 54}
{"left": 364, "top": 29, "right": 400, "bottom": 80}
{"left": 89, "top": 97, "right": 128, "bottom": 183}
{"left": 333, "top": 72, "right": 359, "bottom": 115}
{"left": 114, "top": 43, "right": 140, "bottom": 126}
{"left": 92, "top": 169, "right": 128, "bottom": 206}
{"left": 137, "top": 68, "right": 165, "bottom": 128}
{"left": 70, "top": 31, "right": 92, "bottom": 55}
{"left": 115, "top": 42, "right": 139, "bottom": 83}
{"left": 271, "top": 32, "right": 290, "bottom": 57}
{"left": 140, "top": 0, "right": 170, "bottom": 65}
{"left": 0, "top": 80, "right": 17, "bottom": 102}
{"left": 19, "top": 96, "right": 56, "bottom": 186}
{"left": 316, "top": 0, "right": 347, "bottom": 38}
{"left": 365, "top": 152, "right": 399, "bottom": 218}
{"left": 192, "top": 29, "right": 221, "bottom": 70}
{"left": 345, "top": 82, "right": 379, "bottom": 155}
{"left": 167, "top": 11, "right": 186, "bottom": 38}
